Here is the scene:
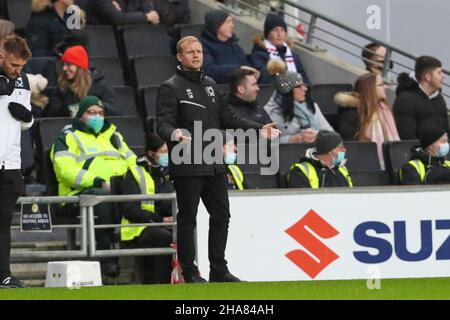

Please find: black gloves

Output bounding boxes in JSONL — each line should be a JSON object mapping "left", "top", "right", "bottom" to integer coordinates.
{"left": 8, "top": 102, "right": 33, "bottom": 123}
{"left": 0, "top": 76, "right": 15, "bottom": 96}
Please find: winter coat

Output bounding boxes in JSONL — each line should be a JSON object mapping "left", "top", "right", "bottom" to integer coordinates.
{"left": 226, "top": 93, "right": 271, "bottom": 125}
{"left": 400, "top": 147, "right": 450, "bottom": 185}
{"left": 263, "top": 92, "right": 333, "bottom": 144}
{"left": 86, "top": 0, "right": 153, "bottom": 25}
{"left": 45, "top": 68, "right": 121, "bottom": 117}
{"left": 156, "top": 66, "right": 264, "bottom": 178}
{"left": 250, "top": 33, "right": 310, "bottom": 85}
{"left": 152, "top": 0, "right": 190, "bottom": 38}
{"left": 335, "top": 91, "right": 360, "bottom": 140}
{"left": 393, "top": 72, "right": 449, "bottom": 140}
{"left": 200, "top": 29, "right": 249, "bottom": 84}
{"left": 26, "top": 1, "right": 71, "bottom": 57}
{"left": 287, "top": 148, "right": 352, "bottom": 188}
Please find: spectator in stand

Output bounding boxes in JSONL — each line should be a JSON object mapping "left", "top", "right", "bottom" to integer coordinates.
{"left": 50, "top": 96, "right": 136, "bottom": 278}
{"left": 223, "top": 139, "right": 248, "bottom": 190}
{"left": 263, "top": 60, "right": 332, "bottom": 144}
{"left": 335, "top": 73, "right": 399, "bottom": 169}
{"left": 287, "top": 131, "right": 353, "bottom": 188}
{"left": 399, "top": 126, "right": 450, "bottom": 185}
{"left": 361, "top": 42, "right": 392, "bottom": 76}
{"left": 394, "top": 56, "right": 448, "bottom": 140}
{"left": 200, "top": 10, "right": 251, "bottom": 84}
{"left": 152, "top": 0, "right": 190, "bottom": 40}
{"left": 26, "top": 0, "right": 86, "bottom": 57}
{"left": 86, "top": 0, "right": 160, "bottom": 25}
{"left": 227, "top": 68, "right": 271, "bottom": 125}
{"left": 251, "top": 13, "right": 310, "bottom": 85}
{"left": 44, "top": 45, "right": 121, "bottom": 117}
{"left": 120, "top": 133, "right": 173, "bottom": 284}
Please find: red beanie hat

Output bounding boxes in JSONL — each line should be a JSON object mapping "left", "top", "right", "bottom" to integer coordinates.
{"left": 61, "top": 45, "right": 89, "bottom": 70}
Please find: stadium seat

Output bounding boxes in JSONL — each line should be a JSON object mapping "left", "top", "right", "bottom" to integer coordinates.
{"left": 310, "top": 83, "right": 353, "bottom": 130}
{"left": 107, "top": 116, "right": 145, "bottom": 148}
{"left": 350, "top": 171, "right": 390, "bottom": 187}
{"left": 245, "top": 173, "right": 278, "bottom": 189}
{"left": 133, "top": 56, "right": 177, "bottom": 87}
{"left": 274, "top": 143, "right": 313, "bottom": 188}
{"left": 90, "top": 57, "right": 125, "bottom": 86}
{"left": 6, "top": 0, "right": 32, "bottom": 30}
{"left": 25, "top": 57, "right": 54, "bottom": 76}
{"left": 344, "top": 141, "right": 381, "bottom": 172}
{"left": 179, "top": 24, "right": 204, "bottom": 39}
{"left": 141, "top": 86, "right": 159, "bottom": 117}
{"left": 85, "top": 25, "right": 119, "bottom": 58}
{"left": 122, "top": 25, "right": 172, "bottom": 58}
{"left": 113, "top": 86, "right": 138, "bottom": 116}
{"left": 383, "top": 140, "right": 420, "bottom": 184}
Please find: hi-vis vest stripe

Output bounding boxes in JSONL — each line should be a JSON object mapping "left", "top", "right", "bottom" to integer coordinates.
{"left": 227, "top": 165, "right": 244, "bottom": 191}
{"left": 400, "top": 159, "right": 450, "bottom": 183}
{"left": 290, "top": 162, "right": 353, "bottom": 188}
{"left": 121, "top": 166, "right": 156, "bottom": 241}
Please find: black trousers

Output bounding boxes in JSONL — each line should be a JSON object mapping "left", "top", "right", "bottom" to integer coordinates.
{"left": 0, "top": 170, "right": 24, "bottom": 280}
{"left": 173, "top": 172, "right": 231, "bottom": 278}
{"left": 129, "top": 226, "right": 173, "bottom": 284}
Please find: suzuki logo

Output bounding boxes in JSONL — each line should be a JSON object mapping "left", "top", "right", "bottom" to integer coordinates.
{"left": 285, "top": 210, "right": 339, "bottom": 279}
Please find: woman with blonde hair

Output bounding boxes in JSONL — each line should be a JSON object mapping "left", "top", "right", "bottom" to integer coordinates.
{"left": 336, "top": 73, "right": 400, "bottom": 168}
{"left": 45, "top": 45, "right": 120, "bottom": 117}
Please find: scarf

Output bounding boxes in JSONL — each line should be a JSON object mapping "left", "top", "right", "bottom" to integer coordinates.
{"left": 264, "top": 39, "right": 297, "bottom": 72}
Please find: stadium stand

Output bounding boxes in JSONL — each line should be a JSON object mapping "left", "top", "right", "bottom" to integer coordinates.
{"left": 133, "top": 55, "right": 177, "bottom": 88}
{"left": 122, "top": 25, "right": 172, "bottom": 58}
{"left": 383, "top": 140, "right": 420, "bottom": 184}
{"left": 179, "top": 23, "right": 203, "bottom": 39}
{"left": 113, "top": 86, "right": 138, "bottom": 116}
{"left": 84, "top": 25, "right": 119, "bottom": 58}
{"left": 90, "top": 57, "right": 126, "bottom": 86}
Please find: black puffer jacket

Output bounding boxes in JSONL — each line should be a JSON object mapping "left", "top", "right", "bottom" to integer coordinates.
{"left": 287, "top": 148, "right": 352, "bottom": 188}
{"left": 335, "top": 91, "right": 359, "bottom": 140}
{"left": 157, "top": 66, "right": 264, "bottom": 178}
{"left": 227, "top": 93, "right": 271, "bottom": 125}
{"left": 400, "top": 147, "right": 450, "bottom": 185}
{"left": 393, "top": 73, "right": 449, "bottom": 140}
{"left": 45, "top": 68, "right": 121, "bottom": 117}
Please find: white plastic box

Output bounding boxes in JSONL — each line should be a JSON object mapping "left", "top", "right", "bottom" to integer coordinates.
{"left": 45, "top": 261, "right": 103, "bottom": 288}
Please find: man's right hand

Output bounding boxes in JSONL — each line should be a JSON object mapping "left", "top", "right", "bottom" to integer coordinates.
{"left": 174, "top": 128, "right": 192, "bottom": 143}
{"left": 0, "top": 77, "right": 15, "bottom": 96}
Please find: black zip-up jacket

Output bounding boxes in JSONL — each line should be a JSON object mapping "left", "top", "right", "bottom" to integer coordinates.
{"left": 287, "top": 149, "right": 351, "bottom": 188}
{"left": 227, "top": 93, "right": 271, "bottom": 125}
{"left": 400, "top": 147, "right": 450, "bottom": 185}
{"left": 393, "top": 73, "right": 449, "bottom": 140}
{"left": 121, "top": 158, "right": 174, "bottom": 223}
{"left": 157, "top": 66, "right": 264, "bottom": 177}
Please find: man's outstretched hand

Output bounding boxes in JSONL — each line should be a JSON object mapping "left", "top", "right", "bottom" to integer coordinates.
{"left": 261, "top": 123, "right": 281, "bottom": 140}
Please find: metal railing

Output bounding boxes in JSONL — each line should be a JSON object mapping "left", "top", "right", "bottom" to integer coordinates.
{"left": 12, "top": 193, "right": 178, "bottom": 261}
{"left": 223, "top": 0, "right": 450, "bottom": 99}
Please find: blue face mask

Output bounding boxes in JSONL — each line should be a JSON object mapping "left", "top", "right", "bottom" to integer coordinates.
{"left": 86, "top": 116, "right": 104, "bottom": 134}
{"left": 224, "top": 153, "right": 237, "bottom": 165}
{"left": 157, "top": 153, "right": 169, "bottom": 167}
{"left": 332, "top": 151, "right": 346, "bottom": 167}
{"left": 436, "top": 143, "right": 449, "bottom": 157}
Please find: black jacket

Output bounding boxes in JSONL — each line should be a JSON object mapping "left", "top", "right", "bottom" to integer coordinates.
{"left": 86, "top": 0, "right": 153, "bottom": 25}
{"left": 400, "top": 147, "right": 450, "bottom": 185}
{"left": 157, "top": 66, "right": 264, "bottom": 177}
{"left": 335, "top": 91, "right": 359, "bottom": 140}
{"left": 152, "top": 0, "right": 190, "bottom": 38}
{"left": 121, "top": 158, "right": 174, "bottom": 224}
{"left": 227, "top": 93, "right": 271, "bottom": 125}
{"left": 287, "top": 148, "right": 352, "bottom": 188}
{"left": 45, "top": 68, "right": 121, "bottom": 117}
{"left": 393, "top": 73, "right": 449, "bottom": 140}
{"left": 25, "top": 6, "right": 70, "bottom": 57}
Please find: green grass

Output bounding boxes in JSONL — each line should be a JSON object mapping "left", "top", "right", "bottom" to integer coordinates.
{"left": 1, "top": 278, "right": 450, "bottom": 300}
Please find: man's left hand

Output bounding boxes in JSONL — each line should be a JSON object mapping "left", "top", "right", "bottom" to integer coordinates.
{"left": 261, "top": 123, "right": 281, "bottom": 140}
{"left": 8, "top": 102, "right": 32, "bottom": 123}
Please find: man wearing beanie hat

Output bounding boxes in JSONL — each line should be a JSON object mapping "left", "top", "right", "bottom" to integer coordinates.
{"left": 400, "top": 125, "right": 450, "bottom": 185}
{"left": 51, "top": 95, "right": 137, "bottom": 278}
{"left": 45, "top": 45, "right": 121, "bottom": 117}
{"left": 200, "top": 10, "right": 252, "bottom": 83}
{"left": 287, "top": 131, "right": 353, "bottom": 188}
{"left": 250, "top": 13, "right": 310, "bottom": 84}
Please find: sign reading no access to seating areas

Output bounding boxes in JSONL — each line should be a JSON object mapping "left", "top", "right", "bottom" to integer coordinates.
{"left": 197, "top": 188, "right": 450, "bottom": 281}
{"left": 21, "top": 203, "right": 52, "bottom": 232}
